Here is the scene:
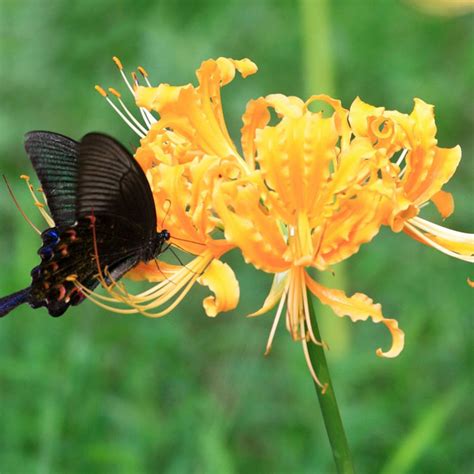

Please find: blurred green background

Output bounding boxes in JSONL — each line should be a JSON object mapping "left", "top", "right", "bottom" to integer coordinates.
{"left": 0, "top": 0, "right": 472, "bottom": 473}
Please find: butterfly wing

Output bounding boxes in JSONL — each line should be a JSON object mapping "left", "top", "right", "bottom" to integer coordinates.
{"left": 76, "top": 132, "right": 157, "bottom": 241}
{"left": 24, "top": 131, "right": 79, "bottom": 227}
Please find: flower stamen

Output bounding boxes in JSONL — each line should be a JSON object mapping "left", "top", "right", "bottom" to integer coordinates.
{"left": 264, "top": 285, "right": 289, "bottom": 356}
{"left": 300, "top": 322, "right": 328, "bottom": 393}
{"left": 112, "top": 55, "right": 136, "bottom": 97}
{"left": 395, "top": 148, "right": 408, "bottom": 167}
{"left": 20, "top": 175, "right": 54, "bottom": 227}
{"left": 94, "top": 85, "right": 145, "bottom": 137}
{"left": 107, "top": 87, "right": 148, "bottom": 135}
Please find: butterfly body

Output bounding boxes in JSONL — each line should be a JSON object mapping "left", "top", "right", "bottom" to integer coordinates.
{"left": 0, "top": 131, "right": 170, "bottom": 318}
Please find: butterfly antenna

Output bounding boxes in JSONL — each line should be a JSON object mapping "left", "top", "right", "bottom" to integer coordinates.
{"left": 160, "top": 199, "right": 172, "bottom": 230}
{"left": 171, "top": 236, "right": 206, "bottom": 246}
{"left": 168, "top": 246, "right": 199, "bottom": 276}
{"left": 2, "top": 175, "right": 41, "bottom": 234}
{"left": 153, "top": 257, "right": 177, "bottom": 286}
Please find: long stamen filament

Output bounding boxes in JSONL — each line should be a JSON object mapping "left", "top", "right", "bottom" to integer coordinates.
{"left": 108, "top": 87, "right": 148, "bottom": 135}
{"left": 395, "top": 148, "right": 408, "bottom": 167}
{"left": 405, "top": 222, "right": 474, "bottom": 262}
{"left": 264, "top": 285, "right": 289, "bottom": 356}
{"left": 21, "top": 175, "right": 55, "bottom": 227}
{"left": 94, "top": 86, "right": 145, "bottom": 138}
{"left": 112, "top": 56, "right": 136, "bottom": 97}
{"left": 3, "top": 175, "right": 41, "bottom": 234}
{"left": 300, "top": 322, "right": 326, "bottom": 391}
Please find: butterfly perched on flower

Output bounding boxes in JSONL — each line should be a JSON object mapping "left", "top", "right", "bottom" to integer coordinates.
{"left": 0, "top": 132, "right": 170, "bottom": 317}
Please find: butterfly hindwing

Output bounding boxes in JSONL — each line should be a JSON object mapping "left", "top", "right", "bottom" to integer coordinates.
{"left": 24, "top": 131, "right": 80, "bottom": 227}
{"left": 76, "top": 133, "right": 157, "bottom": 243}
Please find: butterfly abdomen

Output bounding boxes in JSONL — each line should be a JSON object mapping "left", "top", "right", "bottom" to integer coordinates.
{"left": 0, "top": 288, "right": 30, "bottom": 317}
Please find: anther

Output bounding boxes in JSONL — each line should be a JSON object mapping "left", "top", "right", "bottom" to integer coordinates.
{"left": 95, "top": 85, "right": 107, "bottom": 97}
{"left": 112, "top": 56, "right": 123, "bottom": 70}
{"left": 138, "top": 66, "right": 148, "bottom": 78}
{"left": 108, "top": 87, "right": 121, "bottom": 98}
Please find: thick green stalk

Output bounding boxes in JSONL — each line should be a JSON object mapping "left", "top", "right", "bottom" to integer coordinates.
{"left": 300, "top": 0, "right": 334, "bottom": 96}
{"left": 307, "top": 293, "right": 355, "bottom": 474}
{"left": 299, "top": 1, "right": 354, "bottom": 470}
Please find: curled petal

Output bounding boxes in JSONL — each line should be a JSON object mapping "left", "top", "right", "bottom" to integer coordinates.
{"left": 198, "top": 259, "right": 239, "bottom": 317}
{"left": 135, "top": 58, "right": 257, "bottom": 166}
{"left": 305, "top": 273, "right": 405, "bottom": 358}
{"left": 248, "top": 271, "right": 289, "bottom": 317}
{"left": 349, "top": 96, "right": 385, "bottom": 136}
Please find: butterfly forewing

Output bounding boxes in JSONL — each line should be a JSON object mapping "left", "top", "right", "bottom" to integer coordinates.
{"left": 77, "top": 133, "right": 157, "bottom": 242}
{"left": 24, "top": 131, "right": 79, "bottom": 227}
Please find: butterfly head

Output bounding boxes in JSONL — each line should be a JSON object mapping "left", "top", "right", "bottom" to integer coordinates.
{"left": 147, "top": 229, "right": 170, "bottom": 260}
{"left": 160, "top": 229, "right": 171, "bottom": 242}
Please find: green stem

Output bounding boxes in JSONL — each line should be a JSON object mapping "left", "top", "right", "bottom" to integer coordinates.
{"left": 307, "top": 292, "right": 355, "bottom": 474}
{"left": 300, "top": 1, "right": 353, "bottom": 470}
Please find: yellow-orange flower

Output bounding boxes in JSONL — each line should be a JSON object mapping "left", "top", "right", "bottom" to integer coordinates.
{"left": 349, "top": 97, "right": 474, "bottom": 263}
{"left": 92, "top": 57, "right": 259, "bottom": 316}
{"left": 213, "top": 93, "right": 407, "bottom": 387}
{"left": 94, "top": 56, "right": 472, "bottom": 387}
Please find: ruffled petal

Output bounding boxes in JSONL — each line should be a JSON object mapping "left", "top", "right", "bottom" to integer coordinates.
{"left": 135, "top": 57, "right": 256, "bottom": 167}
{"left": 349, "top": 96, "right": 385, "bottom": 136}
{"left": 404, "top": 145, "right": 461, "bottom": 205}
{"left": 240, "top": 94, "right": 304, "bottom": 169}
{"left": 198, "top": 259, "right": 240, "bottom": 317}
{"left": 214, "top": 179, "right": 289, "bottom": 272}
{"left": 305, "top": 273, "right": 405, "bottom": 358}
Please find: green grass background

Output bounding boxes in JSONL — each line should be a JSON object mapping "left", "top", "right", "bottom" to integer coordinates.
{"left": 0, "top": 0, "right": 472, "bottom": 473}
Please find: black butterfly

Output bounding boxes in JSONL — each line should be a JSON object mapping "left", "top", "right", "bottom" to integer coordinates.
{"left": 0, "top": 132, "right": 170, "bottom": 317}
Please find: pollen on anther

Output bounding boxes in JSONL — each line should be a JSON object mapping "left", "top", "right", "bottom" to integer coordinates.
{"left": 138, "top": 66, "right": 148, "bottom": 77}
{"left": 20, "top": 174, "right": 30, "bottom": 180}
{"left": 108, "top": 87, "right": 121, "bottom": 98}
{"left": 112, "top": 56, "right": 123, "bottom": 70}
{"left": 95, "top": 85, "right": 107, "bottom": 97}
